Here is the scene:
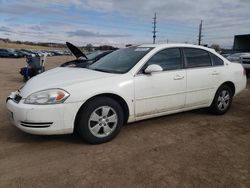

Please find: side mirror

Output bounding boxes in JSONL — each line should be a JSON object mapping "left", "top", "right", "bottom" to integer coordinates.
{"left": 144, "top": 64, "right": 163, "bottom": 74}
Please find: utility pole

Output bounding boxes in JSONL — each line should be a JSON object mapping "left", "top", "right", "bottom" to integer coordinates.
{"left": 152, "top": 13, "right": 157, "bottom": 44}
{"left": 198, "top": 20, "right": 203, "bottom": 45}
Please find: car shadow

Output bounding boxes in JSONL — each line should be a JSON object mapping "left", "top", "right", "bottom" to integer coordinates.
{"left": 5, "top": 108, "right": 212, "bottom": 145}
{"left": 5, "top": 127, "right": 86, "bottom": 145}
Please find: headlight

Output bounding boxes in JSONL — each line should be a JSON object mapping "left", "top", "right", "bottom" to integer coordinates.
{"left": 24, "top": 89, "right": 70, "bottom": 105}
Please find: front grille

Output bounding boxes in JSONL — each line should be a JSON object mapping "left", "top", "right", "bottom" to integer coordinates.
{"left": 20, "top": 121, "right": 53, "bottom": 128}
{"left": 242, "top": 57, "right": 250, "bottom": 60}
{"left": 13, "top": 94, "right": 22, "bottom": 103}
{"left": 242, "top": 61, "right": 250, "bottom": 64}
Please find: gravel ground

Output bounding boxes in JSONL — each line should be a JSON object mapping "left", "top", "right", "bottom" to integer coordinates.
{"left": 0, "top": 56, "right": 249, "bottom": 188}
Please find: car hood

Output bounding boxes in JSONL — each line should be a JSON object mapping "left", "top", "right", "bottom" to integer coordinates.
{"left": 20, "top": 67, "right": 116, "bottom": 97}
{"left": 66, "top": 42, "right": 87, "bottom": 59}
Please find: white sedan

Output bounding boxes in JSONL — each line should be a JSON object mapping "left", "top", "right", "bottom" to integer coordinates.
{"left": 6, "top": 44, "right": 247, "bottom": 144}
{"left": 227, "top": 53, "right": 250, "bottom": 63}
{"left": 240, "top": 54, "right": 250, "bottom": 76}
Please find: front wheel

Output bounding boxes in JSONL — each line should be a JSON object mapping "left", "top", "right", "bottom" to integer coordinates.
{"left": 75, "top": 97, "right": 124, "bottom": 144}
{"left": 210, "top": 85, "right": 233, "bottom": 115}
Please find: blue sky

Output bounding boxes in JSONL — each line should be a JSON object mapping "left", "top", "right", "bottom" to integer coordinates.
{"left": 0, "top": 0, "right": 250, "bottom": 47}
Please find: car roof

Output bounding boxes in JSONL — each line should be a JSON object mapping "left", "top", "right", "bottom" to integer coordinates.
{"left": 138, "top": 43, "right": 215, "bottom": 52}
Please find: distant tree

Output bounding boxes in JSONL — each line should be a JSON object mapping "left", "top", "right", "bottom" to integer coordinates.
{"left": 0, "top": 38, "right": 10, "bottom": 43}
{"left": 96, "top": 45, "right": 118, "bottom": 50}
{"left": 211, "top": 44, "right": 221, "bottom": 52}
{"left": 86, "top": 43, "right": 93, "bottom": 52}
{"left": 125, "top": 44, "right": 132, "bottom": 47}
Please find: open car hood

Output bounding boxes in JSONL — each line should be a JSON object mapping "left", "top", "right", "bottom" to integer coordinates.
{"left": 66, "top": 42, "right": 87, "bottom": 59}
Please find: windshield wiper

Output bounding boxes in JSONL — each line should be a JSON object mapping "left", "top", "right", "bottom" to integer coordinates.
{"left": 92, "top": 68, "right": 111, "bottom": 73}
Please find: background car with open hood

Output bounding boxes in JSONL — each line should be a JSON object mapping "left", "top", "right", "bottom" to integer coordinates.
{"left": 60, "top": 42, "right": 114, "bottom": 68}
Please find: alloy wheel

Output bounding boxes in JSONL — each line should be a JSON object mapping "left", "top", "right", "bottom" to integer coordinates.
{"left": 217, "top": 90, "right": 230, "bottom": 111}
{"left": 88, "top": 106, "right": 118, "bottom": 138}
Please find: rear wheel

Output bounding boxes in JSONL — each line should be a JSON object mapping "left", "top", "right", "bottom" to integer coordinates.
{"left": 210, "top": 85, "right": 233, "bottom": 115}
{"left": 75, "top": 96, "right": 124, "bottom": 144}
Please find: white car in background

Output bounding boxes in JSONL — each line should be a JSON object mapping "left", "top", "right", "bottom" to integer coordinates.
{"left": 227, "top": 52, "right": 250, "bottom": 63}
{"left": 240, "top": 54, "right": 250, "bottom": 76}
{"left": 6, "top": 44, "right": 247, "bottom": 144}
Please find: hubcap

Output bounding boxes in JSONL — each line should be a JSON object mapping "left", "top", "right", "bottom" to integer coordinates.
{"left": 88, "top": 106, "right": 118, "bottom": 138}
{"left": 217, "top": 90, "right": 230, "bottom": 111}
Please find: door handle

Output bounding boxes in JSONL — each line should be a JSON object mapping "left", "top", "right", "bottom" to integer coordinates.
{"left": 212, "top": 71, "right": 220, "bottom": 75}
{"left": 173, "top": 75, "right": 184, "bottom": 80}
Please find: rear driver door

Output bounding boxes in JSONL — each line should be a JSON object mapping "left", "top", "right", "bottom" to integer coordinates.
{"left": 183, "top": 48, "right": 215, "bottom": 107}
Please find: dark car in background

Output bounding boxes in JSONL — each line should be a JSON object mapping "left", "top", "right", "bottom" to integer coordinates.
{"left": 0, "top": 47, "right": 73, "bottom": 58}
{"left": 20, "top": 49, "right": 38, "bottom": 57}
{"left": 0, "top": 48, "right": 20, "bottom": 58}
{"left": 18, "top": 49, "right": 36, "bottom": 57}
{"left": 0, "top": 48, "right": 38, "bottom": 58}
{"left": 9, "top": 49, "right": 30, "bottom": 58}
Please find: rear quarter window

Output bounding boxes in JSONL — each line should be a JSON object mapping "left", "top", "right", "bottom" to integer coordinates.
{"left": 210, "top": 53, "right": 224, "bottom": 66}
{"left": 183, "top": 48, "right": 212, "bottom": 68}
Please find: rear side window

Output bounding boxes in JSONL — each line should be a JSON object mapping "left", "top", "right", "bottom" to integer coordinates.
{"left": 184, "top": 48, "right": 212, "bottom": 68}
{"left": 147, "top": 48, "right": 182, "bottom": 71}
{"left": 210, "top": 53, "right": 224, "bottom": 66}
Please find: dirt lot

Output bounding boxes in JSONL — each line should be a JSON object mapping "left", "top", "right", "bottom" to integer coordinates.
{"left": 0, "top": 56, "right": 249, "bottom": 188}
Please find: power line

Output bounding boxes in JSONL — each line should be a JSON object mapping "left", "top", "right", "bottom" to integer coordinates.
{"left": 152, "top": 13, "right": 157, "bottom": 44}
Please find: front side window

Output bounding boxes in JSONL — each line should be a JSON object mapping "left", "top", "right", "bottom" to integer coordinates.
{"left": 88, "top": 47, "right": 152, "bottom": 74}
{"left": 210, "top": 53, "right": 224, "bottom": 66}
{"left": 146, "top": 48, "right": 182, "bottom": 71}
{"left": 184, "top": 48, "right": 212, "bottom": 68}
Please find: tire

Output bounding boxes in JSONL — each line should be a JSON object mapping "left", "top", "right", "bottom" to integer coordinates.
{"left": 75, "top": 96, "right": 124, "bottom": 144}
{"left": 210, "top": 85, "right": 233, "bottom": 115}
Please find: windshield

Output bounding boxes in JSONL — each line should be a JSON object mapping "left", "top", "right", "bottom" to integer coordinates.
{"left": 88, "top": 47, "right": 152, "bottom": 74}
{"left": 86, "top": 51, "right": 102, "bottom": 59}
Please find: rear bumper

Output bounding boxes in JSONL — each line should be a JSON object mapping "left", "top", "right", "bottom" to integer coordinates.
{"left": 235, "top": 76, "right": 247, "bottom": 96}
{"left": 6, "top": 98, "right": 82, "bottom": 135}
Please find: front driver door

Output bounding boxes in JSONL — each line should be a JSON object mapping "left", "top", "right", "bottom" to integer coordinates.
{"left": 134, "top": 48, "right": 186, "bottom": 119}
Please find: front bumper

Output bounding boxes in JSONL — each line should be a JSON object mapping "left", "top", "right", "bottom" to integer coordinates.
{"left": 242, "top": 59, "right": 250, "bottom": 70}
{"left": 242, "top": 64, "right": 250, "bottom": 70}
{"left": 6, "top": 94, "right": 83, "bottom": 135}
